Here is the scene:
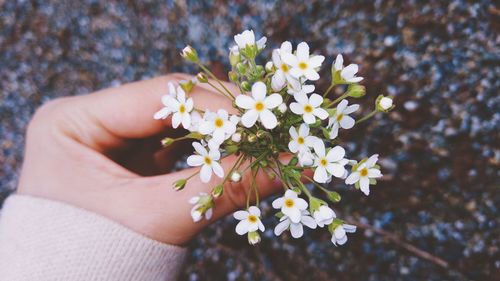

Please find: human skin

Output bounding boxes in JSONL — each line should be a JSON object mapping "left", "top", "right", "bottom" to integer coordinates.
{"left": 17, "top": 73, "right": 287, "bottom": 246}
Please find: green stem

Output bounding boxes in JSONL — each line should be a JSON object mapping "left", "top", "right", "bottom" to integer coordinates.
{"left": 303, "top": 175, "right": 330, "bottom": 193}
{"left": 322, "top": 83, "right": 335, "bottom": 98}
{"left": 197, "top": 63, "right": 235, "bottom": 100}
{"left": 325, "top": 92, "right": 349, "bottom": 108}
{"left": 356, "top": 109, "right": 378, "bottom": 124}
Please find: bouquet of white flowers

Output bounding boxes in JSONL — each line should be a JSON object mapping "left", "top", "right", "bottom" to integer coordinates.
{"left": 155, "top": 30, "right": 394, "bottom": 246}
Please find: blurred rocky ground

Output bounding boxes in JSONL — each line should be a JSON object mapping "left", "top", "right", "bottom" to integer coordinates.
{"left": 0, "top": 0, "right": 499, "bottom": 280}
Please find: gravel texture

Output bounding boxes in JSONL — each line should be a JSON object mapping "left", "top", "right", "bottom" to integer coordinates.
{"left": 1, "top": 1, "right": 499, "bottom": 280}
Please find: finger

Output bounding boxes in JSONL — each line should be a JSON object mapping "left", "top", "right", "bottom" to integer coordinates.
{"left": 68, "top": 73, "right": 239, "bottom": 151}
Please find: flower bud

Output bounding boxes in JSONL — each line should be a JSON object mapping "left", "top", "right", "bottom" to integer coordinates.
{"left": 229, "top": 48, "right": 241, "bottom": 66}
{"left": 247, "top": 231, "right": 261, "bottom": 245}
{"left": 230, "top": 171, "right": 242, "bottom": 182}
{"left": 278, "top": 103, "right": 287, "bottom": 113}
{"left": 229, "top": 132, "right": 241, "bottom": 143}
{"left": 186, "top": 131, "right": 204, "bottom": 140}
{"left": 212, "top": 184, "right": 224, "bottom": 198}
{"left": 236, "top": 63, "right": 247, "bottom": 75}
{"left": 241, "top": 81, "right": 251, "bottom": 92}
{"left": 346, "top": 84, "right": 366, "bottom": 98}
{"left": 376, "top": 95, "right": 394, "bottom": 112}
{"left": 256, "top": 130, "right": 268, "bottom": 139}
{"left": 228, "top": 71, "right": 238, "bottom": 82}
{"left": 180, "top": 45, "right": 199, "bottom": 62}
{"left": 247, "top": 133, "right": 257, "bottom": 143}
{"left": 265, "top": 61, "right": 274, "bottom": 72}
{"left": 161, "top": 137, "right": 175, "bottom": 147}
{"left": 196, "top": 72, "right": 208, "bottom": 83}
{"left": 327, "top": 191, "right": 342, "bottom": 203}
{"left": 173, "top": 179, "right": 187, "bottom": 191}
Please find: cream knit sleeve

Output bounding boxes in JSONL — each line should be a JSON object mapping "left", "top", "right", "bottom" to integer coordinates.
{"left": 0, "top": 195, "right": 187, "bottom": 281}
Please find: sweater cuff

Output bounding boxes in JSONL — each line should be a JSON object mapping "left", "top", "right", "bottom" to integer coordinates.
{"left": 0, "top": 195, "right": 187, "bottom": 281}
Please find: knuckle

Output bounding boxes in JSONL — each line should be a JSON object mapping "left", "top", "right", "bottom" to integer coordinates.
{"left": 27, "top": 97, "right": 71, "bottom": 136}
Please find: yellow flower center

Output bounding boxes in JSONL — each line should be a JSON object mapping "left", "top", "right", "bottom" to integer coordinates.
{"left": 281, "top": 64, "right": 289, "bottom": 72}
{"left": 336, "top": 113, "right": 343, "bottom": 121}
{"left": 248, "top": 215, "right": 258, "bottom": 223}
{"left": 298, "top": 62, "right": 308, "bottom": 70}
{"left": 204, "top": 156, "right": 212, "bottom": 165}
{"left": 285, "top": 198, "right": 294, "bottom": 208}
{"left": 255, "top": 101, "right": 264, "bottom": 111}
{"left": 360, "top": 167, "right": 368, "bottom": 177}
{"left": 320, "top": 158, "right": 328, "bottom": 167}
{"left": 304, "top": 104, "right": 313, "bottom": 113}
{"left": 214, "top": 118, "right": 224, "bottom": 128}
{"left": 297, "top": 137, "right": 305, "bottom": 145}
{"left": 179, "top": 104, "right": 186, "bottom": 113}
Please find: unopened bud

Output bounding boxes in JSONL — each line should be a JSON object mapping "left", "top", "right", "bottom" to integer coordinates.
{"left": 231, "top": 132, "right": 242, "bottom": 143}
{"left": 278, "top": 103, "right": 287, "bottom": 113}
{"left": 376, "top": 95, "right": 394, "bottom": 112}
{"left": 212, "top": 184, "right": 224, "bottom": 198}
{"left": 180, "top": 45, "right": 199, "bottom": 62}
{"left": 248, "top": 231, "right": 261, "bottom": 245}
{"left": 241, "top": 81, "right": 251, "bottom": 92}
{"left": 236, "top": 63, "right": 247, "bottom": 75}
{"left": 197, "top": 73, "right": 208, "bottom": 83}
{"left": 346, "top": 84, "right": 366, "bottom": 98}
{"left": 230, "top": 171, "right": 242, "bottom": 183}
{"left": 228, "top": 71, "right": 238, "bottom": 82}
{"left": 265, "top": 61, "right": 274, "bottom": 72}
{"left": 161, "top": 137, "right": 175, "bottom": 147}
{"left": 179, "top": 79, "right": 196, "bottom": 93}
{"left": 247, "top": 133, "right": 257, "bottom": 143}
{"left": 173, "top": 179, "right": 187, "bottom": 191}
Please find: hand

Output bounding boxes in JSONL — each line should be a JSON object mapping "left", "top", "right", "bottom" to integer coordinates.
{"left": 17, "top": 73, "right": 284, "bottom": 245}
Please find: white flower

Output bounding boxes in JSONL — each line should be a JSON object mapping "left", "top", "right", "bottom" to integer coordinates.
{"left": 281, "top": 42, "right": 325, "bottom": 81}
{"left": 169, "top": 86, "right": 194, "bottom": 129}
{"left": 288, "top": 123, "right": 318, "bottom": 154}
{"left": 188, "top": 192, "right": 213, "bottom": 222}
{"left": 313, "top": 140, "right": 348, "bottom": 183}
{"left": 274, "top": 210, "right": 317, "bottom": 238}
{"left": 271, "top": 41, "right": 293, "bottom": 91}
{"left": 233, "top": 206, "right": 265, "bottom": 235}
{"left": 233, "top": 29, "right": 266, "bottom": 51}
{"left": 331, "top": 223, "right": 356, "bottom": 246}
{"left": 289, "top": 93, "right": 328, "bottom": 124}
{"left": 345, "top": 154, "right": 382, "bottom": 195}
{"left": 235, "top": 82, "right": 283, "bottom": 129}
{"left": 298, "top": 149, "right": 315, "bottom": 167}
{"left": 187, "top": 142, "right": 224, "bottom": 183}
{"left": 327, "top": 99, "right": 360, "bottom": 139}
{"left": 153, "top": 82, "right": 177, "bottom": 120}
{"left": 272, "top": 190, "right": 308, "bottom": 223}
{"left": 379, "top": 96, "right": 393, "bottom": 110}
{"left": 333, "top": 54, "right": 363, "bottom": 83}
{"left": 198, "top": 109, "right": 237, "bottom": 144}
{"left": 287, "top": 78, "right": 315, "bottom": 96}
{"left": 313, "top": 205, "right": 336, "bottom": 228}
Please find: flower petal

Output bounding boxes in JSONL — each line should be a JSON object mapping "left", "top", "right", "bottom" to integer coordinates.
{"left": 289, "top": 126, "right": 298, "bottom": 139}
{"left": 187, "top": 155, "right": 204, "bottom": 167}
{"left": 284, "top": 190, "right": 298, "bottom": 198}
{"left": 301, "top": 215, "right": 317, "bottom": 229}
{"left": 274, "top": 219, "right": 290, "bottom": 236}
{"left": 172, "top": 112, "right": 181, "bottom": 128}
{"left": 304, "top": 69, "right": 320, "bottom": 81}
{"left": 281, "top": 52, "right": 298, "bottom": 67}
{"left": 248, "top": 206, "right": 261, "bottom": 217}
{"left": 290, "top": 222, "right": 304, "bottom": 238}
{"left": 339, "top": 115, "right": 355, "bottom": 129}
{"left": 295, "top": 198, "right": 308, "bottom": 210}
{"left": 192, "top": 142, "right": 208, "bottom": 156}
{"left": 272, "top": 198, "right": 283, "bottom": 209}
{"left": 303, "top": 113, "right": 316, "bottom": 124}
{"left": 334, "top": 54, "right": 343, "bottom": 71}
{"left": 233, "top": 210, "right": 249, "bottom": 220}
{"left": 241, "top": 110, "right": 259, "bottom": 128}
{"left": 288, "top": 140, "right": 299, "bottom": 153}
{"left": 313, "top": 139, "right": 325, "bottom": 157}
{"left": 309, "top": 55, "right": 325, "bottom": 68}
{"left": 313, "top": 108, "right": 329, "bottom": 120}
{"left": 337, "top": 99, "right": 348, "bottom": 113}
{"left": 289, "top": 102, "right": 304, "bottom": 115}
{"left": 313, "top": 166, "right": 329, "bottom": 183}
{"left": 296, "top": 42, "right": 310, "bottom": 61}
{"left": 235, "top": 95, "right": 255, "bottom": 109}
{"left": 368, "top": 168, "right": 382, "bottom": 178}
{"left": 259, "top": 109, "right": 278, "bottom": 129}
{"left": 211, "top": 161, "right": 224, "bottom": 178}
{"left": 360, "top": 177, "right": 370, "bottom": 195}
{"left": 264, "top": 94, "right": 283, "bottom": 109}
{"left": 235, "top": 220, "right": 250, "bottom": 235}
{"left": 251, "top": 81, "right": 267, "bottom": 101}
{"left": 326, "top": 163, "right": 346, "bottom": 178}
{"left": 341, "top": 64, "right": 358, "bottom": 79}
{"left": 200, "top": 164, "right": 212, "bottom": 183}
{"left": 345, "top": 172, "right": 360, "bottom": 185}
{"left": 153, "top": 107, "right": 171, "bottom": 120}
{"left": 326, "top": 146, "right": 346, "bottom": 162}
{"left": 344, "top": 104, "right": 360, "bottom": 114}
{"left": 309, "top": 94, "right": 323, "bottom": 107}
